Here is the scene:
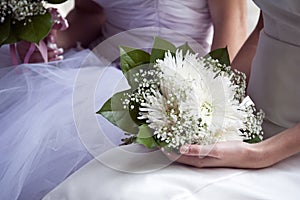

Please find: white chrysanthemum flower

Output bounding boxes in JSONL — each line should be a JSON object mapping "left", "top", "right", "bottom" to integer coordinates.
{"left": 186, "top": 66, "right": 247, "bottom": 142}
{"left": 139, "top": 50, "right": 247, "bottom": 148}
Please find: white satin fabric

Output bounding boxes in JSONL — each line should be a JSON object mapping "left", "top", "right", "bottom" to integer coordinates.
{"left": 92, "top": 0, "right": 213, "bottom": 52}
{"left": 44, "top": 151, "right": 300, "bottom": 200}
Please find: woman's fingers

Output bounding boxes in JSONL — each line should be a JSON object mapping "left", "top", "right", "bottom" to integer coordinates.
{"left": 174, "top": 141, "right": 264, "bottom": 168}
{"left": 28, "top": 48, "right": 64, "bottom": 63}
{"left": 180, "top": 144, "right": 220, "bottom": 158}
{"left": 49, "top": 55, "right": 64, "bottom": 62}
{"left": 17, "top": 40, "right": 64, "bottom": 63}
{"left": 176, "top": 155, "right": 221, "bottom": 168}
{"left": 161, "top": 148, "right": 181, "bottom": 162}
{"left": 162, "top": 150, "right": 221, "bottom": 168}
{"left": 17, "top": 27, "right": 64, "bottom": 63}
{"left": 161, "top": 146, "right": 227, "bottom": 168}
{"left": 49, "top": 48, "right": 64, "bottom": 59}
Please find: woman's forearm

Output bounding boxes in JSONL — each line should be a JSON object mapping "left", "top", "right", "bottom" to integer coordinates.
{"left": 256, "top": 123, "right": 300, "bottom": 167}
{"left": 231, "top": 12, "right": 263, "bottom": 83}
{"left": 56, "top": 0, "right": 105, "bottom": 50}
{"left": 208, "top": 0, "right": 247, "bottom": 60}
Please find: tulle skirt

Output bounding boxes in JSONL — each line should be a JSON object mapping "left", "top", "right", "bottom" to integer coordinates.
{"left": 0, "top": 48, "right": 125, "bottom": 200}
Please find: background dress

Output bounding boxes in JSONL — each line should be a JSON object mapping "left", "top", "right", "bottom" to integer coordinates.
{"left": 0, "top": 0, "right": 214, "bottom": 199}
{"left": 248, "top": 0, "right": 300, "bottom": 138}
{"left": 44, "top": 0, "right": 300, "bottom": 199}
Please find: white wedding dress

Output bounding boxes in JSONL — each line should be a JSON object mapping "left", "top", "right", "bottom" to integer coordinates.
{"left": 43, "top": 0, "right": 300, "bottom": 200}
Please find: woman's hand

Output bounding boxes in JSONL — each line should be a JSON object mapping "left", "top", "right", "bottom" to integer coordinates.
{"left": 164, "top": 123, "right": 300, "bottom": 169}
{"left": 165, "top": 141, "right": 274, "bottom": 169}
{"left": 17, "top": 8, "right": 67, "bottom": 63}
{"left": 164, "top": 141, "right": 272, "bottom": 169}
{"left": 179, "top": 141, "right": 268, "bottom": 169}
{"left": 17, "top": 40, "right": 63, "bottom": 63}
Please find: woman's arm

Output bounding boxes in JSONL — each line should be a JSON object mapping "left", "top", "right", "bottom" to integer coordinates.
{"left": 173, "top": 123, "right": 300, "bottom": 169}
{"left": 56, "top": 0, "right": 105, "bottom": 50}
{"left": 231, "top": 12, "right": 264, "bottom": 83}
{"left": 166, "top": 12, "right": 300, "bottom": 169}
{"left": 208, "top": 0, "right": 247, "bottom": 60}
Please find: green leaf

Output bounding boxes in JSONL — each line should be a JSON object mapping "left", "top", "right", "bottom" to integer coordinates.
{"left": 119, "top": 46, "right": 152, "bottom": 88}
{"left": 120, "top": 46, "right": 150, "bottom": 74}
{"left": 206, "top": 47, "right": 231, "bottom": 66}
{"left": 136, "top": 124, "right": 158, "bottom": 149}
{"left": 15, "top": 12, "right": 53, "bottom": 43}
{"left": 128, "top": 99, "right": 147, "bottom": 126}
{"left": 177, "top": 42, "right": 195, "bottom": 55}
{"left": 1, "top": 26, "right": 19, "bottom": 45}
{"left": 97, "top": 89, "right": 139, "bottom": 134}
{"left": 0, "top": 18, "right": 10, "bottom": 45}
{"left": 150, "top": 37, "right": 176, "bottom": 63}
{"left": 45, "top": 0, "right": 68, "bottom": 4}
{"left": 244, "top": 135, "right": 262, "bottom": 144}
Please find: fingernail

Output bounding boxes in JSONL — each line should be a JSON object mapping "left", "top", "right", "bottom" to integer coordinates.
{"left": 180, "top": 145, "right": 189, "bottom": 154}
{"left": 54, "top": 48, "right": 64, "bottom": 54}
{"left": 48, "top": 43, "right": 57, "bottom": 49}
{"left": 56, "top": 55, "right": 63, "bottom": 60}
{"left": 49, "top": 35, "right": 55, "bottom": 43}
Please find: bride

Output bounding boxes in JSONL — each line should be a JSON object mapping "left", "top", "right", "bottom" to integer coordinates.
{"left": 44, "top": 0, "right": 300, "bottom": 199}
{"left": 0, "top": 0, "right": 247, "bottom": 200}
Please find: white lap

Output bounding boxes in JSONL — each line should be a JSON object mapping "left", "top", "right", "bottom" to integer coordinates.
{"left": 44, "top": 151, "right": 300, "bottom": 200}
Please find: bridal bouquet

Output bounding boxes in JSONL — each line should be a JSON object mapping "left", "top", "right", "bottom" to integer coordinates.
{"left": 97, "top": 37, "right": 264, "bottom": 151}
{"left": 0, "top": 0, "right": 68, "bottom": 63}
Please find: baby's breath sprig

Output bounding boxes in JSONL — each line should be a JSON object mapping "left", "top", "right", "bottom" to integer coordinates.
{"left": 2, "top": 0, "right": 47, "bottom": 26}
{"left": 201, "top": 56, "right": 247, "bottom": 102}
{"left": 0, "top": 1, "right": 9, "bottom": 23}
{"left": 240, "top": 105, "right": 265, "bottom": 142}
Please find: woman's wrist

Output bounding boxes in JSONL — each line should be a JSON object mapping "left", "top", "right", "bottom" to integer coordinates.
{"left": 254, "top": 124, "right": 300, "bottom": 168}
{"left": 247, "top": 141, "right": 272, "bottom": 168}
